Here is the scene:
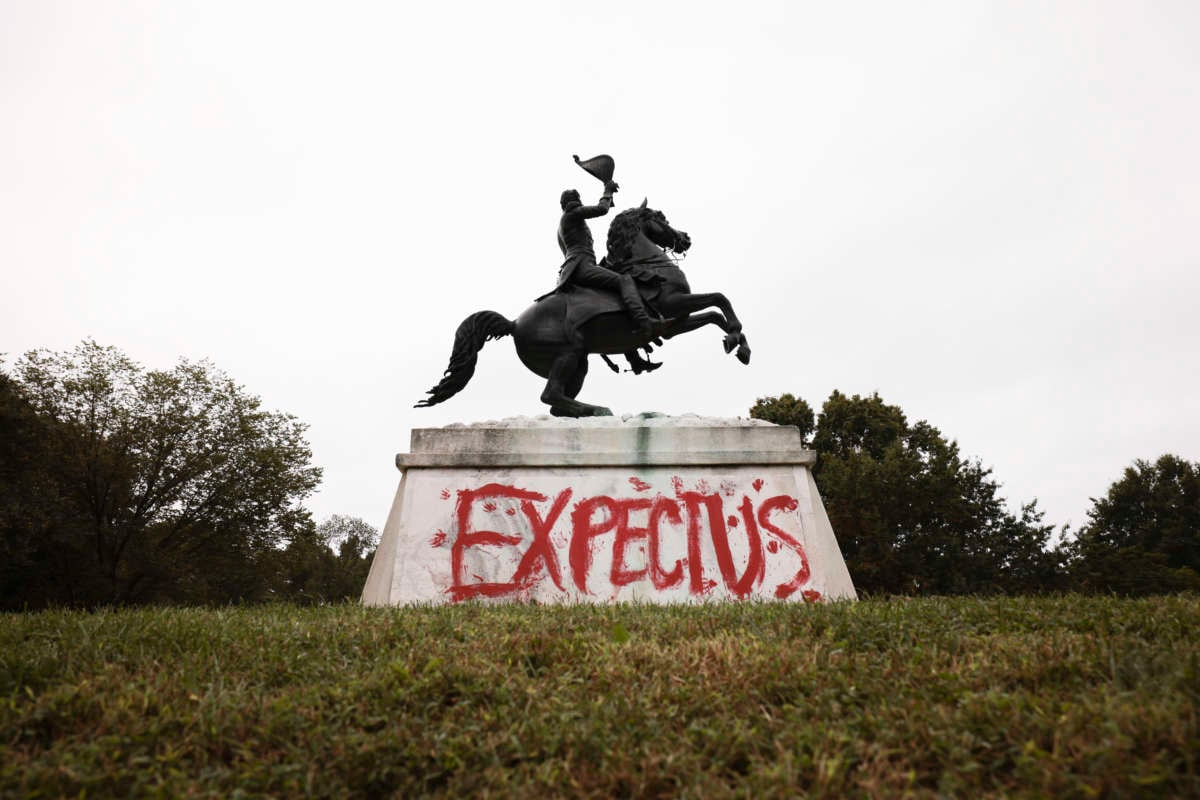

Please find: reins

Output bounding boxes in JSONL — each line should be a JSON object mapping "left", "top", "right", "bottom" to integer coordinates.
{"left": 606, "top": 209, "right": 686, "bottom": 272}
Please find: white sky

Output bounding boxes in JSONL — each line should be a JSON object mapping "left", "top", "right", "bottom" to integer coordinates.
{"left": 3, "top": 1, "right": 1198, "bottom": 537}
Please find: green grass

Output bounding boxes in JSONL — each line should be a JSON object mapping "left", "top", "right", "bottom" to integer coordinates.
{"left": 2, "top": 596, "right": 1197, "bottom": 798}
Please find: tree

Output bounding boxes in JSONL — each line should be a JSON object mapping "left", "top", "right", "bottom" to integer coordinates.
{"left": 271, "top": 515, "right": 378, "bottom": 603}
{"left": 0, "top": 370, "right": 80, "bottom": 607}
{"left": 751, "top": 390, "right": 1063, "bottom": 594}
{"left": 317, "top": 514, "right": 380, "bottom": 558}
{"left": 1066, "top": 455, "right": 1200, "bottom": 595}
{"left": 749, "top": 393, "right": 814, "bottom": 444}
{"left": 5, "top": 341, "right": 322, "bottom": 607}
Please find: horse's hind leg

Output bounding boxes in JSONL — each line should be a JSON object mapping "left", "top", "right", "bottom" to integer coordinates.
{"left": 565, "top": 355, "right": 589, "bottom": 399}
{"left": 541, "top": 352, "right": 611, "bottom": 417}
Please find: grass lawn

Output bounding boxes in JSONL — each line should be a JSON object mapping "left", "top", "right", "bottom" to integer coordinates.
{"left": 2, "top": 595, "right": 1197, "bottom": 798}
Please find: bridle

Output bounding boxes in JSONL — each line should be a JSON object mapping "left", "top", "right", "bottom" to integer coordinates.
{"left": 642, "top": 212, "right": 688, "bottom": 257}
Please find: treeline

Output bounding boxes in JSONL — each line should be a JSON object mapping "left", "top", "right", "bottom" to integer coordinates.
{"left": 0, "top": 342, "right": 373, "bottom": 610}
{"left": 751, "top": 391, "right": 1200, "bottom": 596}
{"left": 2, "top": 341, "right": 1197, "bottom": 609}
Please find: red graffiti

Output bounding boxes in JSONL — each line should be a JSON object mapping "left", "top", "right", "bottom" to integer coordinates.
{"left": 448, "top": 484, "right": 572, "bottom": 601}
{"left": 756, "top": 496, "right": 810, "bottom": 599}
{"left": 628, "top": 476, "right": 652, "bottom": 492}
{"left": 440, "top": 488, "right": 451, "bottom": 500}
{"left": 430, "top": 529, "right": 447, "bottom": 547}
{"left": 446, "top": 482, "right": 813, "bottom": 602}
{"left": 752, "top": 478, "right": 764, "bottom": 492}
{"left": 609, "top": 498, "right": 654, "bottom": 587}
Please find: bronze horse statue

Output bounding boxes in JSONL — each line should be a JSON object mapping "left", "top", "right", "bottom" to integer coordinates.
{"left": 416, "top": 202, "right": 751, "bottom": 417}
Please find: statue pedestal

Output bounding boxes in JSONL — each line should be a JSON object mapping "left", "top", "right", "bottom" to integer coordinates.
{"left": 361, "top": 416, "right": 856, "bottom": 605}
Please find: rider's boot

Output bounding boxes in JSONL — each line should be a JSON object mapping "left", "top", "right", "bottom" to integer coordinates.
{"left": 618, "top": 274, "right": 654, "bottom": 337}
{"left": 628, "top": 353, "right": 662, "bottom": 374}
{"left": 624, "top": 349, "right": 662, "bottom": 375}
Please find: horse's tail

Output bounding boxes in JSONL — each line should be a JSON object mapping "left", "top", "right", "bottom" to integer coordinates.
{"left": 414, "top": 310, "right": 514, "bottom": 408}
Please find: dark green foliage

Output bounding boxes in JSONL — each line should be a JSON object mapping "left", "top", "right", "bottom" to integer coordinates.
{"left": 749, "top": 392, "right": 815, "bottom": 444}
{"left": 753, "top": 391, "right": 1063, "bottom": 595}
{"left": 1067, "top": 455, "right": 1200, "bottom": 595}
{"left": 271, "top": 515, "right": 378, "bottom": 603}
{"left": 1, "top": 598, "right": 1196, "bottom": 797}
{"left": 1, "top": 341, "right": 322, "bottom": 608}
{"left": 0, "top": 372, "right": 78, "bottom": 608}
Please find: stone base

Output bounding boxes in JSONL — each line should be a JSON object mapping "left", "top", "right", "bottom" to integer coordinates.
{"left": 361, "top": 416, "right": 856, "bottom": 605}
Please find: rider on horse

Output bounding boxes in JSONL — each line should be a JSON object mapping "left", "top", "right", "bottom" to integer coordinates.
{"left": 554, "top": 185, "right": 662, "bottom": 374}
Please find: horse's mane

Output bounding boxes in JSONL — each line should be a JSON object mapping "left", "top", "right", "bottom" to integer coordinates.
{"left": 605, "top": 207, "right": 665, "bottom": 266}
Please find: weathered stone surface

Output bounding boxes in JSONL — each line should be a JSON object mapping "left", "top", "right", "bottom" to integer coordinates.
{"left": 362, "top": 417, "right": 856, "bottom": 605}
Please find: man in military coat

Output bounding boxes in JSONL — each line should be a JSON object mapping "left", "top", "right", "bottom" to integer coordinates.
{"left": 555, "top": 184, "right": 655, "bottom": 338}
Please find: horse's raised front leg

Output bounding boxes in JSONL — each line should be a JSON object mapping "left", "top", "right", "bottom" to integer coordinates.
{"left": 541, "top": 352, "right": 611, "bottom": 417}
{"left": 657, "top": 291, "right": 751, "bottom": 365}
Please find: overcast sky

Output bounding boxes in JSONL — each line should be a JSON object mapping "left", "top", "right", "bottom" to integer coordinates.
{"left": 3, "top": 1, "right": 1198, "bottom": 538}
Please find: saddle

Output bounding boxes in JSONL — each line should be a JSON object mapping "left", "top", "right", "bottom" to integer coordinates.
{"left": 535, "top": 271, "right": 664, "bottom": 333}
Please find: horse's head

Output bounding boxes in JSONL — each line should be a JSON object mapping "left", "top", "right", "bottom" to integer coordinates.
{"left": 637, "top": 198, "right": 692, "bottom": 255}
{"left": 606, "top": 200, "right": 692, "bottom": 266}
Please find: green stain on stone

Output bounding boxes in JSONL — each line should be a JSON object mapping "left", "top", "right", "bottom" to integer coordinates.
{"left": 636, "top": 424, "right": 650, "bottom": 464}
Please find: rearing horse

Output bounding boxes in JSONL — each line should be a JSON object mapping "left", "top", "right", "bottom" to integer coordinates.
{"left": 415, "top": 202, "right": 751, "bottom": 417}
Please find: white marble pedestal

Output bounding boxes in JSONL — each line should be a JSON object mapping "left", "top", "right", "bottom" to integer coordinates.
{"left": 361, "top": 416, "right": 856, "bottom": 605}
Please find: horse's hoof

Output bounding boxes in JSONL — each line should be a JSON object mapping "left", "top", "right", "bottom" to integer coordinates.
{"left": 723, "top": 333, "right": 739, "bottom": 354}
{"left": 737, "top": 344, "right": 751, "bottom": 365}
{"left": 593, "top": 406, "right": 613, "bottom": 417}
{"left": 629, "top": 359, "right": 662, "bottom": 375}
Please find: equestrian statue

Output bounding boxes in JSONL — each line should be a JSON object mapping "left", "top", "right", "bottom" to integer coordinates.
{"left": 415, "top": 155, "right": 752, "bottom": 418}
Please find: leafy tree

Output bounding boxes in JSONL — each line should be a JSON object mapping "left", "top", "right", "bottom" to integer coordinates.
{"left": 5, "top": 341, "right": 322, "bottom": 607}
{"left": 1066, "top": 455, "right": 1200, "bottom": 595}
{"left": 318, "top": 514, "right": 380, "bottom": 559}
{"left": 0, "top": 370, "right": 80, "bottom": 607}
{"left": 749, "top": 393, "right": 814, "bottom": 444}
{"left": 751, "top": 390, "right": 1063, "bottom": 594}
{"left": 271, "top": 515, "right": 378, "bottom": 603}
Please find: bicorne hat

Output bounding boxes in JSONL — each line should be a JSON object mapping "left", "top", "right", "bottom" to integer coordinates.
{"left": 572, "top": 154, "right": 615, "bottom": 184}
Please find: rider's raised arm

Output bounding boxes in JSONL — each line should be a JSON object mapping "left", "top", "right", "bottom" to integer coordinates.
{"left": 567, "top": 191, "right": 615, "bottom": 220}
